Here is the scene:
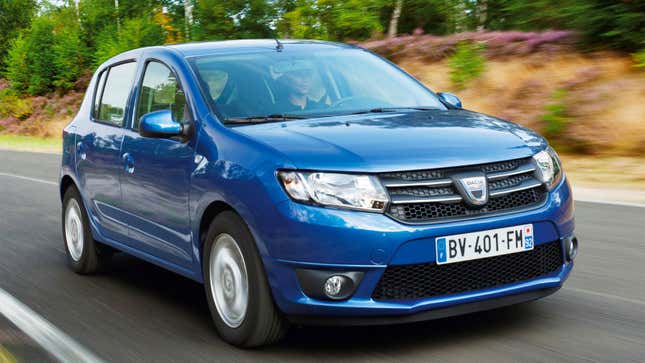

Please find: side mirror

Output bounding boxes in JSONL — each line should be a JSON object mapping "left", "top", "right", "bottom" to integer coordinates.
{"left": 139, "top": 110, "right": 183, "bottom": 138}
{"left": 437, "top": 92, "right": 462, "bottom": 109}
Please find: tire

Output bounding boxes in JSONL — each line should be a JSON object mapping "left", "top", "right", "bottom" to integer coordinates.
{"left": 62, "top": 186, "right": 112, "bottom": 274}
{"left": 203, "top": 211, "right": 288, "bottom": 347}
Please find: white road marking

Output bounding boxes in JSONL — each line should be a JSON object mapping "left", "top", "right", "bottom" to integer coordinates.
{"left": 0, "top": 172, "right": 57, "bottom": 186}
{"left": 0, "top": 288, "right": 105, "bottom": 363}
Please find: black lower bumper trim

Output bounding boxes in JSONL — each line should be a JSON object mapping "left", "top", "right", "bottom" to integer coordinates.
{"left": 287, "top": 286, "right": 560, "bottom": 326}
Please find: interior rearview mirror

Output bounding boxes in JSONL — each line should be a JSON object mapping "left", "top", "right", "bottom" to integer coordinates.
{"left": 437, "top": 92, "right": 462, "bottom": 109}
{"left": 139, "top": 110, "right": 183, "bottom": 138}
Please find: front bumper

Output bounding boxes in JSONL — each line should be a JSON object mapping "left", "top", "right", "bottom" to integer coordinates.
{"left": 255, "top": 176, "right": 575, "bottom": 320}
{"left": 287, "top": 286, "right": 561, "bottom": 326}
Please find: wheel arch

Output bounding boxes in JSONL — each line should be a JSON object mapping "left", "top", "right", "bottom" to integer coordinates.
{"left": 60, "top": 174, "right": 77, "bottom": 201}
{"left": 196, "top": 198, "right": 273, "bottom": 274}
{"left": 198, "top": 200, "right": 236, "bottom": 257}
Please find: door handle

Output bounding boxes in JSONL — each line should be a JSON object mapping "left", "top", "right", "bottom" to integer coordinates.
{"left": 122, "top": 153, "right": 135, "bottom": 174}
{"left": 76, "top": 142, "right": 86, "bottom": 160}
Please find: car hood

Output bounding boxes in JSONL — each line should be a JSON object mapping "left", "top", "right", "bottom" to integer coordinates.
{"left": 233, "top": 110, "right": 547, "bottom": 172}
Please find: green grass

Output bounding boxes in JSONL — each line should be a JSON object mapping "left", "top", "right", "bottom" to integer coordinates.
{"left": 0, "top": 134, "right": 61, "bottom": 154}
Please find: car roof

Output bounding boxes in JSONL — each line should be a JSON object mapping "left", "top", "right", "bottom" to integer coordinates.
{"left": 98, "top": 39, "right": 362, "bottom": 73}
{"left": 161, "top": 39, "right": 358, "bottom": 58}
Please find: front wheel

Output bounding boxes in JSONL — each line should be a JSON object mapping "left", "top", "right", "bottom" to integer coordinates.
{"left": 203, "top": 211, "right": 288, "bottom": 347}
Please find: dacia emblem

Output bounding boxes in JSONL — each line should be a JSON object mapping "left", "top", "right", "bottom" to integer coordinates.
{"left": 453, "top": 172, "right": 488, "bottom": 207}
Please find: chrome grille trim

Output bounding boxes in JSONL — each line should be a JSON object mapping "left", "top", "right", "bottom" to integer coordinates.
{"left": 381, "top": 178, "right": 453, "bottom": 188}
{"left": 489, "top": 179, "right": 543, "bottom": 197}
{"left": 379, "top": 157, "right": 546, "bottom": 223}
{"left": 487, "top": 163, "right": 536, "bottom": 181}
{"left": 390, "top": 194, "right": 463, "bottom": 204}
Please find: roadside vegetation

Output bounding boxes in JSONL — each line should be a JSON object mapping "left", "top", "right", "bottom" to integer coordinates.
{"left": 0, "top": 0, "right": 642, "bottom": 98}
{"left": 0, "top": 0, "right": 643, "bottom": 191}
{"left": 0, "top": 134, "right": 60, "bottom": 154}
{"left": 447, "top": 42, "right": 486, "bottom": 90}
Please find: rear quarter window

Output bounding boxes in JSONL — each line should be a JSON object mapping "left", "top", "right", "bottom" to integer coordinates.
{"left": 92, "top": 70, "right": 107, "bottom": 119}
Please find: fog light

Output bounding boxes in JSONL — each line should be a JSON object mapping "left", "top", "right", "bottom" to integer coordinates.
{"left": 296, "top": 270, "right": 363, "bottom": 301}
{"left": 324, "top": 275, "right": 346, "bottom": 298}
{"left": 564, "top": 236, "right": 578, "bottom": 261}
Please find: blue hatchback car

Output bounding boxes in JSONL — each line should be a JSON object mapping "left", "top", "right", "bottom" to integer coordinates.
{"left": 60, "top": 39, "right": 577, "bottom": 347}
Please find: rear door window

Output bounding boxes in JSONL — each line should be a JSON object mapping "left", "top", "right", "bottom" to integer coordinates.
{"left": 95, "top": 62, "right": 138, "bottom": 127}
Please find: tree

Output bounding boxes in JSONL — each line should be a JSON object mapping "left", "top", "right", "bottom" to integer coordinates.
{"left": 475, "top": 0, "right": 487, "bottom": 31}
{"left": 192, "top": 0, "right": 275, "bottom": 41}
{"left": 5, "top": 16, "right": 56, "bottom": 94}
{"left": 4, "top": 34, "right": 29, "bottom": 92}
{"left": 94, "top": 16, "right": 166, "bottom": 66}
{"left": 566, "top": 0, "right": 645, "bottom": 51}
{"left": 52, "top": 6, "right": 87, "bottom": 90}
{"left": 183, "top": 0, "right": 193, "bottom": 40}
{"left": 4, "top": 4, "right": 88, "bottom": 95}
{"left": 484, "top": 0, "right": 644, "bottom": 51}
{"left": 319, "top": 0, "right": 385, "bottom": 40}
{"left": 380, "top": 0, "right": 458, "bottom": 36}
{"left": 78, "top": 0, "right": 119, "bottom": 53}
{"left": 276, "top": 0, "right": 329, "bottom": 39}
{"left": 387, "top": 0, "right": 403, "bottom": 38}
{"left": 0, "top": 0, "right": 36, "bottom": 69}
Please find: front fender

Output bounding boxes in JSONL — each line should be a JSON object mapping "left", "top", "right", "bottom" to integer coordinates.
{"left": 189, "top": 122, "right": 296, "bottom": 277}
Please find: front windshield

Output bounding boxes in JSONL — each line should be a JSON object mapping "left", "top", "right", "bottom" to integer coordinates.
{"left": 189, "top": 46, "right": 445, "bottom": 123}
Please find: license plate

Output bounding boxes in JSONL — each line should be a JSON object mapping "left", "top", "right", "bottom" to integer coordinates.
{"left": 435, "top": 224, "right": 534, "bottom": 265}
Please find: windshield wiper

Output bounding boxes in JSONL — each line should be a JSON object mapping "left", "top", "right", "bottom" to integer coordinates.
{"left": 350, "top": 106, "right": 440, "bottom": 115}
{"left": 224, "top": 114, "right": 308, "bottom": 124}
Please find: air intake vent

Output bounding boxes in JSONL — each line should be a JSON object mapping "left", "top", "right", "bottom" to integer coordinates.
{"left": 372, "top": 240, "right": 563, "bottom": 301}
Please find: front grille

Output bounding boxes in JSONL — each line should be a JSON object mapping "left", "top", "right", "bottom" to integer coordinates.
{"left": 380, "top": 158, "right": 546, "bottom": 223}
{"left": 372, "top": 240, "right": 563, "bottom": 301}
{"left": 389, "top": 188, "right": 545, "bottom": 222}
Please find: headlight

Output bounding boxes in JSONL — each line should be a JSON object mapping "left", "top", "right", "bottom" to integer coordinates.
{"left": 278, "top": 171, "right": 389, "bottom": 212}
{"left": 532, "top": 146, "right": 563, "bottom": 190}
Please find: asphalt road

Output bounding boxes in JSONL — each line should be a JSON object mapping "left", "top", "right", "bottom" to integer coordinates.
{"left": 0, "top": 150, "right": 643, "bottom": 363}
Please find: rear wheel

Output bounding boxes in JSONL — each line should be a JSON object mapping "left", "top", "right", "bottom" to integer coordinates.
{"left": 203, "top": 211, "right": 288, "bottom": 347}
{"left": 62, "top": 187, "right": 112, "bottom": 274}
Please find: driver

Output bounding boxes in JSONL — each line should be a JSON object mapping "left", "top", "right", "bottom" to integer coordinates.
{"left": 275, "top": 61, "right": 326, "bottom": 112}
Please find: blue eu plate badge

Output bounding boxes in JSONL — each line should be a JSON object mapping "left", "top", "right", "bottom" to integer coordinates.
{"left": 436, "top": 238, "right": 447, "bottom": 263}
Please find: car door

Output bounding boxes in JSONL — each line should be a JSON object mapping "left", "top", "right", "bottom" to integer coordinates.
{"left": 76, "top": 61, "right": 138, "bottom": 242}
{"left": 119, "top": 59, "right": 195, "bottom": 268}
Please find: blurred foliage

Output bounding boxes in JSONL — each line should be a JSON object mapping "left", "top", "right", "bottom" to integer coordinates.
{"left": 276, "top": 0, "right": 329, "bottom": 39}
{"left": 566, "top": 1, "right": 644, "bottom": 53}
{"left": 0, "top": 0, "right": 36, "bottom": 70}
{"left": 480, "top": 1, "right": 644, "bottom": 52}
{"left": 1, "top": 0, "right": 644, "bottom": 96}
{"left": 0, "top": 89, "right": 33, "bottom": 120}
{"left": 94, "top": 17, "right": 166, "bottom": 66}
{"left": 633, "top": 49, "right": 645, "bottom": 70}
{"left": 448, "top": 42, "right": 486, "bottom": 89}
{"left": 5, "top": 17, "right": 56, "bottom": 95}
{"left": 275, "top": 0, "right": 384, "bottom": 40}
{"left": 542, "top": 89, "right": 569, "bottom": 145}
{"left": 318, "top": 0, "right": 385, "bottom": 40}
{"left": 51, "top": 6, "right": 87, "bottom": 91}
{"left": 192, "top": 0, "right": 276, "bottom": 40}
